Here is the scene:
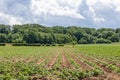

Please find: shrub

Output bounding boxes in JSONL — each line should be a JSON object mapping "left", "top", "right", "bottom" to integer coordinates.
{"left": 96, "top": 38, "right": 111, "bottom": 44}
{"left": 0, "top": 43, "right": 6, "bottom": 46}
{"left": 45, "top": 44, "right": 51, "bottom": 46}
{"left": 78, "top": 39, "right": 87, "bottom": 44}
{"left": 58, "top": 44, "right": 64, "bottom": 46}
{"left": 27, "top": 44, "right": 41, "bottom": 46}
{"left": 12, "top": 43, "right": 27, "bottom": 46}
{"left": 51, "top": 44, "right": 56, "bottom": 46}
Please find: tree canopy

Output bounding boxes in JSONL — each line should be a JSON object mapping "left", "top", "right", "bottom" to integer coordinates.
{"left": 0, "top": 24, "right": 120, "bottom": 44}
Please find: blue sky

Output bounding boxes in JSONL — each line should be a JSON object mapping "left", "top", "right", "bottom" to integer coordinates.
{"left": 0, "top": 0, "right": 120, "bottom": 28}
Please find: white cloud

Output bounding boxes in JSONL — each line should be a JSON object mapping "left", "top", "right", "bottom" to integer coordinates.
{"left": 94, "top": 17, "right": 105, "bottom": 22}
{"left": 89, "top": 7, "right": 105, "bottom": 22}
{"left": 56, "top": 0, "right": 82, "bottom": 10}
{"left": 0, "top": 12, "right": 23, "bottom": 25}
{"left": 87, "top": 0, "right": 113, "bottom": 7}
{"left": 31, "top": 0, "right": 85, "bottom": 20}
{"left": 86, "top": 0, "right": 120, "bottom": 28}
{"left": 87, "top": 0, "right": 120, "bottom": 13}
{"left": 116, "top": 7, "right": 120, "bottom": 13}
{"left": 0, "top": 0, "right": 120, "bottom": 28}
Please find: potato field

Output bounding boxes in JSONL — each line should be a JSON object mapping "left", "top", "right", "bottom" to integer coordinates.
{"left": 0, "top": 44, "right": 120, "bottom": 80}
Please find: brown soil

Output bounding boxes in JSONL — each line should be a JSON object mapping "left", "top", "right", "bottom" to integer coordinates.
{"left": 24, "top": 57, "right": 34, "bottom": 63}
{"left": 12, "top": 58, "right": 25, "bottom": 63}
{"left": 36, "top": 58, "right": 46, "bottom": 65}
{"left": 91, "top": 55, "right": 120, "bottom": 68}
{"left": 48, "top": 53, "right": 59, "bottom": 69}
{"left": 79, "top": 53, "right": 120, "bottom": 80}
{"left": 62, "top": 53, "right": 70, "bottom": 68}
{"left": 29, "top": 76, "right": 51, "bottom": 80}
{"left": 71, "top": 54, "right": 93, "bottom": 71}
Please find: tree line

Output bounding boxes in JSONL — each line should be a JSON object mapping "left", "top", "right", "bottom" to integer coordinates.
{"left": 0, "top": 24, "right": 120, "bottom": 44}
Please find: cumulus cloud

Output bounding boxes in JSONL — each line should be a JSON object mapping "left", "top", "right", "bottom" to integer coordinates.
{"left": 89, "top": 7, "right": 105, "bottom": 22}
{"left": 0, "top": 0, "right": 120, "bottom": 28}
{"left": 31, "top": 0, "right": 85, "bottom": 19}
{"left": 0, "top": 12, "right": 23, "bottom": 25}
{"left": 0, "top": 0, "right": 32, "bottom": 25}
{"left": 87, "top": 0, "right": 120, "bottom": 28}
{"left": 116, "top": 7, "right": 120, "bottom": 13}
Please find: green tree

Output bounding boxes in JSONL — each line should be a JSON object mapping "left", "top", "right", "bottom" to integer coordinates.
{"left": 96, "top": 38, "right": 111, "bottom": 44}
{"left": 0, "top": 34, "right": 7, "bottom": 43}
{"left": 110, "top": 34, "right": 119, "bottom": 42}
{"left": 71, "top": 41, "right": 77, "bottom": 48}
{"left": 0, "top": 25, "right": 10, "bottom": 34}
{"left": 23, "top": 31, "right": 39, "bottom": 43}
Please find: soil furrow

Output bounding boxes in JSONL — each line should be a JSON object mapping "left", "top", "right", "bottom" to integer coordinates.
{"left": 48, "top": 53, "right": 59, "bottom": 69}
{"left": 62, "top": 53, "right": 70, "bottom": 68}
{"left": 36, "top": 58, "right": 46, "bottom": 65}
{"left": 71, "top": 54, "right": 93, "bottom": 71}
{"left": 79, "top": 53, "right": 120, "bottom": 80}
{"left": 92, "top": 55, "right": 120, "bottom": 67}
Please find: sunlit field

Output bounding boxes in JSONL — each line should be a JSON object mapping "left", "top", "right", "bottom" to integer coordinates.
{"left": 0, "top": 44, "right": 120, "bottom": 80}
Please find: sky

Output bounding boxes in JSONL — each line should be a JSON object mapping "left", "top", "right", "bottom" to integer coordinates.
{"left": 0, "top": 0, "right": 120, "bottom": 28}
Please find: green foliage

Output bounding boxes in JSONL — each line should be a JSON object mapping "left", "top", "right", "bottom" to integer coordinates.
{"left": 27, "top": 43, "right": 41, "bottom": 46}
{"left": 76, "top": 44, "right": 120, "bottom": 57}
{"left": 0, "top": 24, "right": 120, "bottom": 44}
{"left": 96, "top": 38, "right": 111, "bottom": 44}
{"left": 79, "top": 34, "right": 96, "bottom": 44}
{"left": 12, "top": 43, "right": 27, "bottom": 46}
{"left": 71, "top": 41, "right": 77, "bottom": 47}
{"left": 58, "top": 44, "right": 64, "bottom": 46}
{"left": 92, "top": 69, "right": 103, "bottom": 76}
{"left": 0, "top": 45, "right": 120, "bottom": 79}
{"left": 0, "top": 25, "right": 10, "bottom": 34}
{"left": 58, "top": 69, "right": 89, "bottom": 80}
{"left": 0, "top": 34, "right": 7, "bottom": 43}
{"left": 0, "top": 43, "right": 6, "bottom": 46}
{"left": 110, "top": 34, "right": 119, "bottom": 42}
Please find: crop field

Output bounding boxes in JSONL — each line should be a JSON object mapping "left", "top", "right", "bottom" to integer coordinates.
{"left": 0, "top": 44, "right": 120, "bottom": 80}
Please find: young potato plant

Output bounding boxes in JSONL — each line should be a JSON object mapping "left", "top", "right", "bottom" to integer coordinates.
{"left": 107, "top": 64, "right": 120, "bottom": 73}
{"left": 83, "top": 60, "right": 104, "bottom": 76}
